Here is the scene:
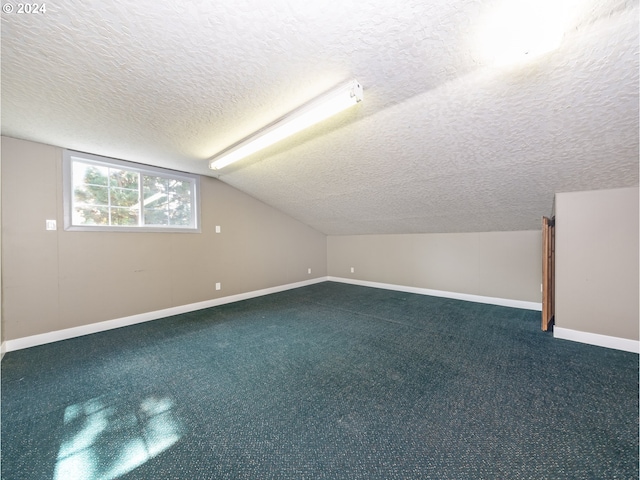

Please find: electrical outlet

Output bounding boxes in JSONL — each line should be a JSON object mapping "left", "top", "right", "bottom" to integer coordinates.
{"left": 215, "top": 282, "right": 221, "bottom": 291}
{"left": 45, "top": 219, "right": 57, "bottom": 231}
{"left": 350, "top": 267, "right": 355, "bottom": 273}
{"left": 215, "top": 225, "right": 221, "bottom": 233}
{"left": 308, "top": 268, "right": 312, "bottom": 274}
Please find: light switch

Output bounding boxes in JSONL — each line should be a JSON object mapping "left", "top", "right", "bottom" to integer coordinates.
{"left": 215, "top": 225, "right": 221, "bottom": 233}
{"left": 46, "top": 219, "right": 57, "bottom": 231}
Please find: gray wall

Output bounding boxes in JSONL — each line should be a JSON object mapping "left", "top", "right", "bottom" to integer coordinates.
{"left": 6, "top": 136, "right": 636, "bottom": 345}
{"left": 0, "top": 136, "right": 3, "bottom": 357}
{"left": 1, "top": 136, "right": 327, "bottom": 341}
{"left": 327, "top": 231, "right": 542, "bottom": 303}
{"left": 555, "top": 187, "right": 639, "bottom": 341}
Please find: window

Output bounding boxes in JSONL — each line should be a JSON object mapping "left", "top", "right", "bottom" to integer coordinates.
{"left": 63, "top": 150, "right": 200, "bottom": 232}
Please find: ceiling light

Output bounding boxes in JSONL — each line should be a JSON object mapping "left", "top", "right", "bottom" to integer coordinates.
{"left": 209, "top": 79, "right": 363, "bottom": 170}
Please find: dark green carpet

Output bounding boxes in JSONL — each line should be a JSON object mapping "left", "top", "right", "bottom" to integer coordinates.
{"left": 2, "top": 282, "right": 638, "bottom": 479}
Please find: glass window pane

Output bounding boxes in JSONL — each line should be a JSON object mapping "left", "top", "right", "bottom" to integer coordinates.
{"left": 66, "top": 152, "right": 198, "bottom": 231}
{"left": 169, "top": 180, "right": 192, "bottom": 203}
{"left": 144, "top": 208, "right": 168, "bottom": 226}
{"left": 167, "top": 180, "right": 193, "bottom": 226}
{"left": 143, "top": 175, "right": 167, "bottom": 194}
{"left": 73, "top": 206, "right": 109, "bottom": 225}
{"left": 110, "top": 168, "right": 139, "bottom": 189}
{"left": 110, "top": 187, "right": 139, "bottom": 207}
{"left": 168, "top": 199, "right": 191, "bottom": 226}
{"left": 74, "top": 185, "right": 109, "bottom": 206}
{"left": 143, "top": 192, "right": 168, "bottom": 209}
{"left": 143, "top": 176, "right": 169, "bottom": 206}
{"left": 143, "top": 175, "right": 170, "bottom": 225}
{"left": 169, "top": 179, "right": 190, "bottom": 194}
{"left": 110, "top": 207, "right": 139, "bottom": 226}
{"left": 74, "top": 162, "right": 108, "bottom": 187}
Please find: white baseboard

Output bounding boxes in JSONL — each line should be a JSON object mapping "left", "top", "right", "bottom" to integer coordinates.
{"left": 4, "top": 277, "right": 327, "bottom": 352}
{"left": 327, "top": 276, "right": 542, "bottom": 311}
{"left": 3, "top": 276, "right": 546, "bottom": 353}
{"left": 554, "top": 327, "right": 640, "bottom": 354}
{"left": 6, "top": 278, "right": 636, "bottom": 355}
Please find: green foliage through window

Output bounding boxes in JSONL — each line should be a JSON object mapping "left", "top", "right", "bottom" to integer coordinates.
{"left": 66, "top": 152, "right": 198, "bottom": 231}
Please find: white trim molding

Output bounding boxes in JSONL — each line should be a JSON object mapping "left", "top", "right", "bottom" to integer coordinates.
{"left": 327, "top": 276, "right": 542, "bottom": 311}
{"left": 4, "top": 276, "right": 549, "bottom": 353}
{"left": 554, "top": 327, "right": 640, "bottom": 354}
{"left": 5, "top": 277, "right": 327, "bottom": 352}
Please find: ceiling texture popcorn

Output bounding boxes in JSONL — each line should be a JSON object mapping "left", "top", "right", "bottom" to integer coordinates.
{"left": 2, "top": 0, "right": 638, "bottom": 234}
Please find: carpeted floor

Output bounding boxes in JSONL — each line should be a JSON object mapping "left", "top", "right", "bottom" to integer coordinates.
{"left": 2, "top": 282, "right": 638, "bottom": 479}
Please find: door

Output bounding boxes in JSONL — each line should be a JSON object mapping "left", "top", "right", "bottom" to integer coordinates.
{"left": 542, "top": 216, "right": 555, "bottom": 331}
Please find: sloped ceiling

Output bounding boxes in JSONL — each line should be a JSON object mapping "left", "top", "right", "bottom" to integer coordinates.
{"left": 2, "top": 0, "right": 638, "bottom": 234}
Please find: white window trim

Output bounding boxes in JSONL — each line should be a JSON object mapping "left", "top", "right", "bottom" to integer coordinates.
{"left": 63, "top": 150, "right": 201, "bottom": 233}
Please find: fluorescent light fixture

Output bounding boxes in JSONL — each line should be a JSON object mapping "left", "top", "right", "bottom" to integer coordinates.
{"left": 209, "top": 79, "right": 363, "bottom": 170}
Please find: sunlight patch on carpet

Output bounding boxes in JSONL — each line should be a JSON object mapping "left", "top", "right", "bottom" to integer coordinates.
{"left": 54, "top": 395, "right": 183, "bottom": 480}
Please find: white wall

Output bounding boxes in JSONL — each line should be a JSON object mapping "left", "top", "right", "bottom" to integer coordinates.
{"left": 1, "top": 136, "right": 327, "bottom": 343}
{"left": 328, "top": 231, "right": 542, "bottom": 305}
{"left": 0, "top": 136, "right": 4, "bottom": 359}
{"left": 555, "top": 187, "right": 639, "bottom": 349}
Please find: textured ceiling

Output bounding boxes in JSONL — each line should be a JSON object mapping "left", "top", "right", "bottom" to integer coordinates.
{"left": 2, "top": 0, "right": 638, "bottom": 234}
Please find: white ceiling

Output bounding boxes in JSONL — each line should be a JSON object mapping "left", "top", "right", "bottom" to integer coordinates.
{"left": 2, "top": 0, "right": 638, "bottom": 234}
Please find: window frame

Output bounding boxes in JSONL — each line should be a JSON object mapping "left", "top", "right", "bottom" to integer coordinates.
{"left": 63, "top": 150, "right": 201, "bottom": 233}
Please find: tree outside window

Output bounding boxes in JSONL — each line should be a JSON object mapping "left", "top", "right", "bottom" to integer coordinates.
{"left": 65, "top": 151, "right": 199, "bottom": 232}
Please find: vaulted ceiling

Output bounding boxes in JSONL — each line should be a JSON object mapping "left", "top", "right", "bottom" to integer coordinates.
{"left": 2, "top": 0, "right": 638, "bottom": 234}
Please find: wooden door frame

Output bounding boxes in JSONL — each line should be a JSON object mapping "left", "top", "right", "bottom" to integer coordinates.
{"left": 542, "top": 216, "right": 555, "bottom": 331}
